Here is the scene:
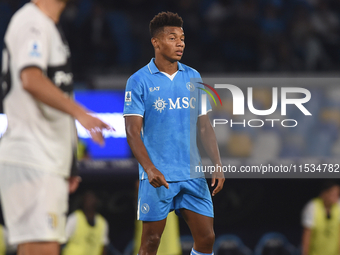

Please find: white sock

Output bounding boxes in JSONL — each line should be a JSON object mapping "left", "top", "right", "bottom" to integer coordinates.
{"left": 190, "top": 248, "right": 214, "bottom": 255}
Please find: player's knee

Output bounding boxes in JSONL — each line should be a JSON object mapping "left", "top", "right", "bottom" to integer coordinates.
{"left": 145, "top": 233, "right": 161, "bottom": 249}
{"left": 197, "top": 231, "right": 215, "bottom": 248}
{"left": 206, "top": 231, "right": 215, "bottom": 246}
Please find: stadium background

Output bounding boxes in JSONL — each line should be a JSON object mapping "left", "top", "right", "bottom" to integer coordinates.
{"left": 1, "top": 0, "right": 340, "bottom": 253}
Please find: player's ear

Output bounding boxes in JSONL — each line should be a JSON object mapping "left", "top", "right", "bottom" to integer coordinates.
{"left": 151, "top": 37, "right": 159, "bottom": 50}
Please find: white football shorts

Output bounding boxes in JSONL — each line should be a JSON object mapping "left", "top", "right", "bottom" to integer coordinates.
{"left": 0, "top": 163, "right": 68, "bottom": 245}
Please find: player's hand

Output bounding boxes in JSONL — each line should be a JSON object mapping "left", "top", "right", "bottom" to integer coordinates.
{"left": 211, "top": 170, "right": 225, "bottom": 196}
{"left": 146, "top": 167, "right": 169, "bottom": 189}
{"left": 77, "top": 112, "right": 114, "bottom": 146}
{"left": 68, "top": 176, "right": 82, "bottom": 193}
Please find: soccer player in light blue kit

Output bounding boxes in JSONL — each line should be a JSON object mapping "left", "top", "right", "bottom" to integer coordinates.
{"left": 124, "top": 12, "right": 224, "bottom": 255}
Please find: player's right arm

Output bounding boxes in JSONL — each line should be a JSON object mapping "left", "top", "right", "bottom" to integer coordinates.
{"left": 301, "top": 201, "right": 314, "bottom": 255}
{"left": 125, "top": 116, "right": 168, "bottom": 189}
{"left": 301, "top": 227, "right": 311, "bottom": 255}
{"left": 124, "top": 76, "right": 168, "bottom": 188}
{"left": 11, "top": 18, "right": 111, "bottom": 145}
{"left": 21, "top": 67, "right": 110, "bottom": 145}
{"left": 339, "top": 224, "right": 340, "bottom": 255}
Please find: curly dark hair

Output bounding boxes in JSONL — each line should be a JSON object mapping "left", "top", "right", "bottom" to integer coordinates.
{"left": 320, "top": 180, "right": 339, "bottom": 193}
{"left": 149, "top": 12, "right": 183, "bottom": 38}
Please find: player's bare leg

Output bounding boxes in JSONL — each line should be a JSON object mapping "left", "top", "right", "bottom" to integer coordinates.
{"left": 139, "top": 218, "right": 167, "bottom": 255}
{"left": 180, "top": 209, "right": 215, "bottom": 253}
{"left": 17, "top": 242, "right": 60, "bottom": 255}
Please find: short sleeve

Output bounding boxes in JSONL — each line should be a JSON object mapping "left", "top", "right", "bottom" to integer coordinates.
{"left": 123, "top": 77, "right": 145, "bottom": 117}
{"left": 301, "top": 200, "right": 315, "bottom": 228}
{"left": 191, "top": 76, "right": 212, "bottom": 116}
{"left": 102, "top": 219, "right": 110, "bottom": 245}
{"left": 3, "top": 227, "right": 8, "bottom": 248}
{"left": 198, "top": 87, "right": 213, "bottom": 116}
{"left": 338, "top": 199, "right": 340, "bottom": 222}
{"left": 15, "top": 21, "right": 49, "bottom": 74}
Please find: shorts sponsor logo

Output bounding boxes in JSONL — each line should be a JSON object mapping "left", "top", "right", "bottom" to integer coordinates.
{"left": 47, "top": 213, "right": 58, "bottom": 230}
{"left": 141, "top": 203, "right": 150, "bottom": 214}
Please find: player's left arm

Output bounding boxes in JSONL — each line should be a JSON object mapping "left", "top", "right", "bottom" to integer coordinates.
{"left": 102, "top": 246, "right": 107, "bottom": 255}
{"left": 102, "top": 219, "right": 110, "bottom": 255}
{"left": 338, "top": 223, "right": 340, "bottom": 254}
{"left": 198, "top": 114, "right": 225, "bottom": 196}
{"left": 302, "top": 227, "right": 311, "bottom": 255}
{"left": 68, "top": 176, "right": 81, "bottom": 193}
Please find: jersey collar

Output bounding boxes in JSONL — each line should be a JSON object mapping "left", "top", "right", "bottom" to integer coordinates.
{"left": 147, "top": 58, "right": 184, "bottom": 74}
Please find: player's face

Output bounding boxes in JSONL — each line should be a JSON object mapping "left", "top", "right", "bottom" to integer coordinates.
{"left": 56, "top": 0, "right": 70, "bottom": 9}
{"left": 157, "top": 26, "right": 185, "bottom": 62}
{"left": 322, "top": 186, "right": 340, "bottom": 206}
{"left": 83, "top": 192, "right": 98, "bottom": 210}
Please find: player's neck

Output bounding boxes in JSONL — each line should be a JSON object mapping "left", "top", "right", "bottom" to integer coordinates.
{"left": 323, "top": 200, "right": 332, "bottom": 210}
{"left": 83, "top": 208, "right": 96, "bottom": 222}
{"left": 33, "top": 0, "right": 65, "bottom": 23}
{"left": 154, "top": 56, "right": 178, "bottom": 76}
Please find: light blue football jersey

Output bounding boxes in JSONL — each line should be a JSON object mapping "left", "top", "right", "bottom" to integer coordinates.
{"left": 123, "top": 58, "right": 212, "bottom": 181}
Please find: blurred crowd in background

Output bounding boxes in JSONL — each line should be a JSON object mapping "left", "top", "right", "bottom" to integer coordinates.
{"left": 1, "top": 0, "right": 340, "bottom": 78}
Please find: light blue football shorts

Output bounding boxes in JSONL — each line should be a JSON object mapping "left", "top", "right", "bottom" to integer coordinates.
{"left": 137, "top": 177, "right": 214, "bottom": 221}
